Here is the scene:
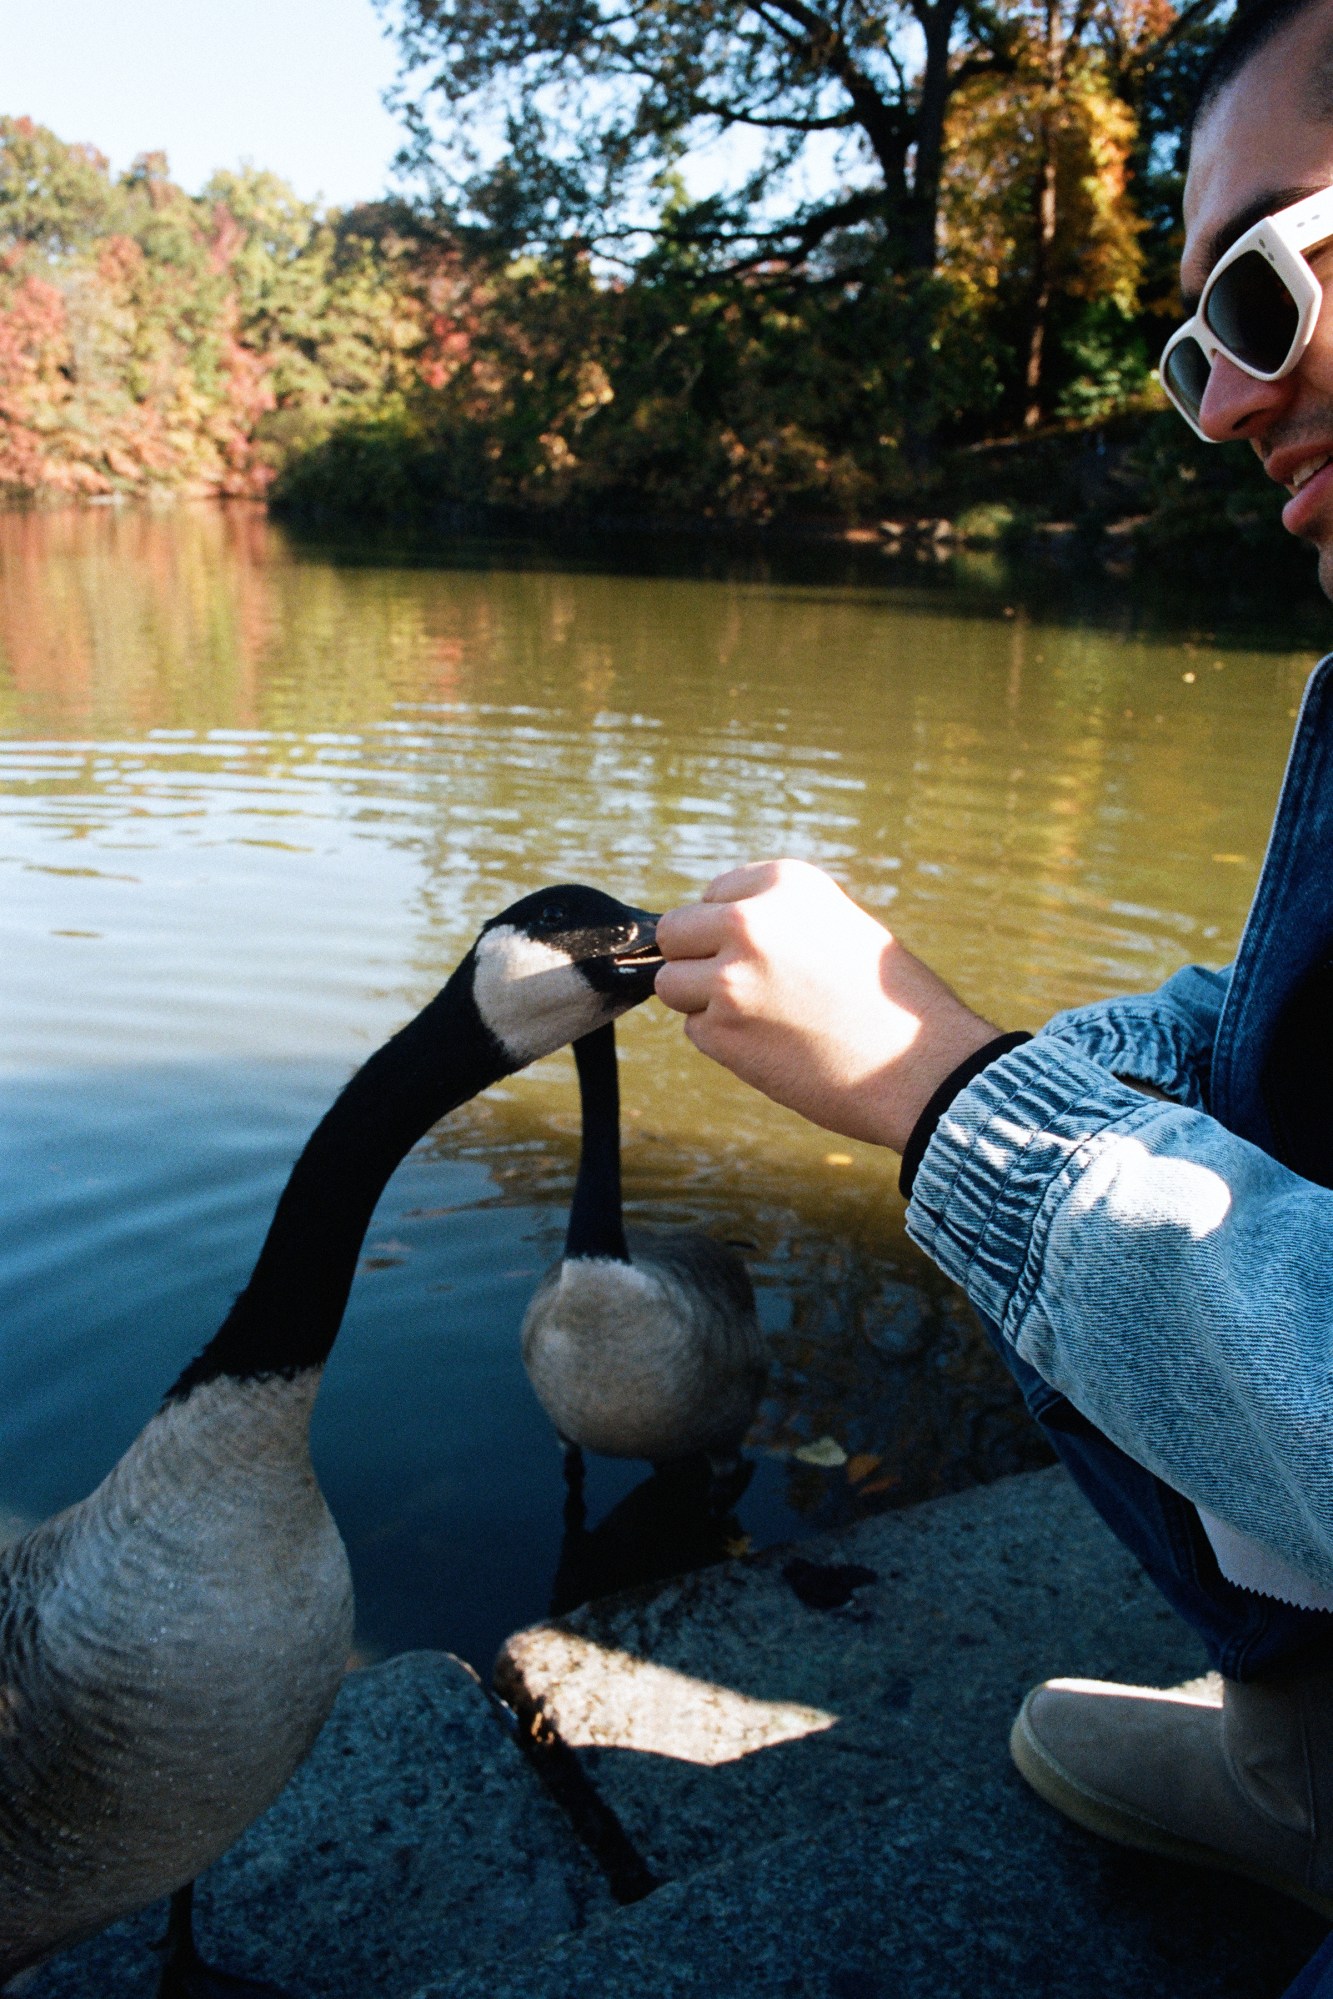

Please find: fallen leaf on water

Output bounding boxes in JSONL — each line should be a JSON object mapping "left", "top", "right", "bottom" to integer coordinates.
{"left": 723, "top": 1535, "right": 752, "bottom": 1559}
{"left": 794, "top": 1435, "right": 848, "bottom": 1468}
{"left": 846, "top": 1452, "right": 882, "bottom": 1485}
{"left": 858, "top": 1473, "right": 902, "bottom": 1497}
{"left": 824, "top": 1152, "right": 853, "bottom": 1166}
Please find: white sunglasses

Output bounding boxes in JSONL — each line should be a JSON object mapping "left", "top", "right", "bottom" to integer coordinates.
{"left": 1160, "top": 183, "right": 1333, "bottom": 439}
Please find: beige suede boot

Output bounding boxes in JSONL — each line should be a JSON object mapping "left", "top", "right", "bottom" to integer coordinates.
{"left": 1010, "top": 1664, "right": 1333, "bottom": 1917}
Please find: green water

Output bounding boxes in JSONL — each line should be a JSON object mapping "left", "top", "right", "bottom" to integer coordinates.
{"left": 0, "top": 504, "right": 1320, "bottom": 1667}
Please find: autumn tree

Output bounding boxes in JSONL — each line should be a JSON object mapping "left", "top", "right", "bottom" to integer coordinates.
{"left": 941, "top": 15, "right": 1146, "bottom": 427}
{"left": 0, "top": 121, "right": 483, "bottom": 501}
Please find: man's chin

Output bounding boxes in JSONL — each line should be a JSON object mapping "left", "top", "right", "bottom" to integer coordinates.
{"left": 1288, "top": 503, "right": 1333, "bottom": 599}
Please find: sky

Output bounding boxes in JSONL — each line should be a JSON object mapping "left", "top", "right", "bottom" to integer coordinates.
{"left": 1, "top": 0, "right": 407, "bottom": 209}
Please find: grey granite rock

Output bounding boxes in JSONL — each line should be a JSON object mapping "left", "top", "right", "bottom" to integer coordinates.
{"left": 495, "top": 1466, "right": 1209, "bottom": 1883}
{"left": 414, "top": 1763, "right": 1326, "bottom": 1999}
{"left": 453, "top": 1467, "right": 1327, "bottom": 1998}
{"left": 21, "top": 1650, "right": 612, "bottom": 1999}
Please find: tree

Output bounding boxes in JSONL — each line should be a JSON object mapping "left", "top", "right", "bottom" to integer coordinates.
{"left": 380, "top": 0, "right": 1033, "bottom": 277}
{"left": 381, "top": 0, "right": 1224, "bottom": 293}
{"left": 0, "top": 116, "right": 122, "bottom": 254}
{"left": 941, "top": 13, "right": 1146, "bottom": 426}
{"left": 0, "top": 123, "right": 474, "bottom": 500}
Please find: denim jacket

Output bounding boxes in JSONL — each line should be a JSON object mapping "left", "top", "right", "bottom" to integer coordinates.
{"left": 907, "top": 653, "right": 1333, "bottom": 1591}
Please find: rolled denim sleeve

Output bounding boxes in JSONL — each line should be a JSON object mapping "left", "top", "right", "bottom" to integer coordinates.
{"left": 1039, "top": 962, "right": 1231, "bottom": 1108}
{"left": 907, "top": 1034, "right": 1333, "bottom": 1591}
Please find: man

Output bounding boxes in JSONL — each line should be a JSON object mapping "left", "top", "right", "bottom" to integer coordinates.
{"left": 655, "top": 0, "right": 1333, "bottom": 1981}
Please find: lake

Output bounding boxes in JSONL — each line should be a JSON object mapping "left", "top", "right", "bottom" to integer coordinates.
{"left": 0, "top": 503, "right": 1321, "bottom": 1670}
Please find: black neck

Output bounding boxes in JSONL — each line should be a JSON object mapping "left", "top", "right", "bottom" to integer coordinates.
{"left": 565, "top": 1023, "right": 629, "bottom": 1263}
{"left": 168, "top": 957, "right": 508, "bottom": 1398}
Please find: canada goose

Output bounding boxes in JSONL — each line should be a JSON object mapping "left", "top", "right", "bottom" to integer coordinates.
{"left": 0, "top": 886, "right": 661, "bottom": 1999}
{"left": 521, "top": 1020, "right": 766, "bottom": 1490}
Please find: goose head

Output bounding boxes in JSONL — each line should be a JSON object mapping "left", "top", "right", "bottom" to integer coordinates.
{"left": 470, "top": 884, "right": 662, "bottom": 1070}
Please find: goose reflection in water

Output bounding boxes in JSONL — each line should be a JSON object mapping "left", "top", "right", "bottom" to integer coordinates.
{"left": 549, "top": 1453, "right": 755, "bottom": 1619}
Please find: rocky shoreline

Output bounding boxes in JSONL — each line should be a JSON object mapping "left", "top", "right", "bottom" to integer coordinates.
{"left": 25, "top": 1468, "right": 1321, "bottom": 1999}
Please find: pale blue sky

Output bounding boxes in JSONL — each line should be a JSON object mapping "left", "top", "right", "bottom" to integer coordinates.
{"left": 1, "top": 0, "right": 406, "bottom": 209}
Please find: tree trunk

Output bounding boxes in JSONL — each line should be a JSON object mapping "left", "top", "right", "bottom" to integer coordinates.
{"left": 906, "top": 0, "right": 966, "bottom": 272}
{"left": 1023, "top": 136, "right": 1058, "bottom": 427}
{"left": 1024, "top": 0, "right": 1063, "bottom": 429}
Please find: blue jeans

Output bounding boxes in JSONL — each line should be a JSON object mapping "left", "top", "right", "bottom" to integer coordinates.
{"left": 990, "top": 1325, "right": 1333, "bottom": 1681}
{"left": 1284, "top": 1932, "right": 1333, "bottom": 1999}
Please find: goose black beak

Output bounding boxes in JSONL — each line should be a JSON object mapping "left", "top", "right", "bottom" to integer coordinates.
{"left": 612, "top": 911, "right": 662, "bottom": 965}
{"left": 607, "top": 909, "right": 663, "bottom": 998}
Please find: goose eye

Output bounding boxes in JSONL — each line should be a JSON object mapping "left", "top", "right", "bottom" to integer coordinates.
{"left": 541, "top": 901, "right": 569, "bottom": 929}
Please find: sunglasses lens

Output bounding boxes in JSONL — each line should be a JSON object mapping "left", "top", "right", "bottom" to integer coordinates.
{"left": 1164, "top": 334, "right": 1211, "bottom": 420}
{"left": 1204, "top": 249, "right": 1301, "bottom": 373}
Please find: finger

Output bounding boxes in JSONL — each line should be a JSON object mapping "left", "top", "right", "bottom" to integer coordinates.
{"left": 701, "top": 861, "right": 784, "bottom": 904}
{"left": 656, "top": 901, "right": 733, "bottom": 961}
{"left": 654, "top": 959, "right": 716, "bottom": 1015}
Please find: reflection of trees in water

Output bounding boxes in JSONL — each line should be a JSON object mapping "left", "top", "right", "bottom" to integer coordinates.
{"left": 754, "top": 1242, "right": 1051, "bottom": 1527}
{"left": 0, "top": 508, "right": 1298, "bottom": 1575}
{"left": 1, "top": 507, "right": 1293, "bottom": 1029}
{"left": 0, "top": 505, "right": 271, "bottom": 736}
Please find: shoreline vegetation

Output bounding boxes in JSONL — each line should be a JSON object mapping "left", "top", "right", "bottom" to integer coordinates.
{"left": 0, "top": 98, "right": 1314, "bottom": 594}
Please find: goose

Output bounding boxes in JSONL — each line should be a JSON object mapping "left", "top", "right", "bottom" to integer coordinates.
{"left": 0, "top": 885, "right": 661, "bottom": 1999}
{"left": 520, "top": 1019, "right": 767, "bottom": 1496}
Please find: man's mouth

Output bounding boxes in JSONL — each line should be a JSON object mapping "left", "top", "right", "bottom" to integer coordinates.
{"left": 1286, "top": 451, "right": 1333, "bottom": 494}
{"left": 1267, "top": 443, "right": 1333, "bottom": 538}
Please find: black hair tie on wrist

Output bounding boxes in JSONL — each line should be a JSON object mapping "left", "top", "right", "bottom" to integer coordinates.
{"left": 898, "top": 1031, "right": 1033, "bottom": 1201}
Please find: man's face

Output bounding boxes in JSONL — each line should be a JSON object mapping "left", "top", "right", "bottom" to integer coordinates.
{"left": 1184, "top": 2, "right": 1333, "bottom": 596}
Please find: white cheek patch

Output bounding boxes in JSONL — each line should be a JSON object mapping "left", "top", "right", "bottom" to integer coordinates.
{"left": 473, "top": 926, "right": 608, "bottom": 1064}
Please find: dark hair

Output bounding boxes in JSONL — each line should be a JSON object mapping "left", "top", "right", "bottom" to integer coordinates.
{"left": 1194, "top": 0, "right": 1330, "bottom": 122}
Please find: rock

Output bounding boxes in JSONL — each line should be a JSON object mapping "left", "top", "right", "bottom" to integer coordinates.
{"left": 414, "top": 1765, "right": 1323, "bottom": 1999}
{"left": 22, "top": 1651, "right": 612, "bottom": 1999}
{"left": 493, "top": 1468, "right": 1209, "bottom": 1883}
{"left": 471, "top": 1467, "right": 1325, "bottom": 1999}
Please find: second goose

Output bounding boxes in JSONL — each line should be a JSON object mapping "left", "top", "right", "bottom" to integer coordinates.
{"left": 522, "top": 1020, "right": 767, "bottom": 1479}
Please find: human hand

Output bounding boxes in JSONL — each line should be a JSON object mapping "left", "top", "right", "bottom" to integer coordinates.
{"left": 654, "top": 860, "right": 998, "bottom": 1153}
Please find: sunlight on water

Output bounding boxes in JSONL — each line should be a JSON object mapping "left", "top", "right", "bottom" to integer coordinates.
{"left": 0, "top": 504, "right": 1316, "bottom": 1665}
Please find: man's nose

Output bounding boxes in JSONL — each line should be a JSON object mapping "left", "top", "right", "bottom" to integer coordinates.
{"left": 1197, "top": 348, "right": 1294, "bottom": 440}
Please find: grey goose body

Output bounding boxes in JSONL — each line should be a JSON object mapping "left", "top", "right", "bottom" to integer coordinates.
{"left": 0, "top": 1373, "right": 349, "bottom": 1977}
{"left": 521, "top": 1022, "right": 766, "bottom": 1471}
{"left": 0, "top": 886, "right": 660, "bottom": 1995}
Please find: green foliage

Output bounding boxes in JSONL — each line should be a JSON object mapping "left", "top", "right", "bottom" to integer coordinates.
{"left": 1054, "top": 302, "right": 1153, "bottom": 424}
{"left": 272, "top": 249, "right": 1011, "bottom": 528}
{"left": 0, "top": 116, "right": 122, "bottom": 253}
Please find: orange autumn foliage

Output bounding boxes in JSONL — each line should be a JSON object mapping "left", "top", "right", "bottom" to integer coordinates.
{"left": 0, "top": 117, "right": 475, "bottom": 502}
